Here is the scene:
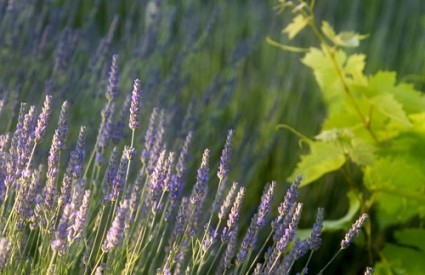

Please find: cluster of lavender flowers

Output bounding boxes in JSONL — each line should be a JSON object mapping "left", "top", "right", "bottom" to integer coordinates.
{"left": 0, "top": 74, "right": 373, "bottom": 274}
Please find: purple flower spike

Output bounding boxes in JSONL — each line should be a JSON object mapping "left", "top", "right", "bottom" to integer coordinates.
{"left": 190, "top": 149, "right": 210, "bottom": 205}
{"left": 102, "top": 200, "right": 129, "bottom": 252}
{"left": 129, "top": 79, "right": 142, "bottom": 130}
{"left": 217, "top": 129, "right": 234, "bottom": 181}
{"left": 278, "top": 174, "right": 302, "bottom": 218}
{"left": 308, "top": 208, "right": 324, "bottom": 251}
{"left": 111, "top": 147, "right": 130, "bottom": 201}
{"left": 218, "top": 182, "right": 238, "bottom": 221}
{"left": 70, "top": 189, "right": 91, "bottom": 243}
{"left": 35, "top": 94, "right": 52, "bottom": 143}
{"left": 226, "top": 187, "right": 245, "bottom": 232}
{"left": 257, "top": 181, "right": 276, "bottom": 227}
{"left": 106, "top": 54, "right": 119, "bottom": 102}
{"left": 341, "top": 213, "right": 368, "bottom": 249}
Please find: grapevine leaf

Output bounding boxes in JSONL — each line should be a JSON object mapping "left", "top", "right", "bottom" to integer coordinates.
{"left": 321, "top": 21, "right": 336, "bottom": 41}
{"left": 364, "top": 157, "right": 425, "bottom": 227}
{"left": 302, "top": 47, "right": 346, "bottom": 102}
{"left": 344, "top": 54, "right": 367, "bottom": 84}
{"left": 334, "top": 32, "right": 368, "bottom": 48}
{"left": 289, "top": 141, "right": 346, "bottom": 186}
{"left": 369, "top": 94, "right": 412, "bottom": 127}
{"left": 348, "top": 139, "right": 375, "bottom": 166}
{"left": 283, "top": 14, "right": 309, "bottom": 40}
{"left": 376, "top": 229, "right": 425, "bottom": 274}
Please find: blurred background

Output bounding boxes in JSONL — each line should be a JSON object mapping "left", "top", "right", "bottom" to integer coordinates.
{"left": 0, "top": 0, "right": 424, "bottom": 273}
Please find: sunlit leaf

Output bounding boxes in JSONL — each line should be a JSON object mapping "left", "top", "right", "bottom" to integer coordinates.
{"left": 321, "top": 21, "right": 336, "bottom": 41}
{"left": 369, "top": 94, "right": 412, "bottom": 127}
{"left": 289, "top": 141, "right": 346, "bottom": 186}
{"left": 283, "top": 14, "right": 309, "bottom": 40}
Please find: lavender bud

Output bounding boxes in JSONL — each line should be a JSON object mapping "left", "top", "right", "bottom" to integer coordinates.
{"left": 278, "top": 174, "right": 302, "bottom": 218}
{"left": 141, "top": 108, "right": 158, "bottom": 164}
{"left": 257, "top": 181, "right": 276, "bottom": 227}
{"left": 222, "top": 227, "right": 238, "bottom": 270}
{"left": 106, "top": 54, "right": 119, "bottom": 102}
{"left": 341, "top": 213, "right": 368, "bottom": 249}
{"left": 102, "top": 200, "right": 129, "bottom": 252}
{"left": 225, "top": 187, "right": 245, "bottom": 234}
{"left": 111, "top": 148, "right": 130, "bottom": 201}
{"left": 218, "top": 182, "right": 238, "bottom": 221}
{"left": 35, "top": 94, "right": 53, "bottom": 143}
{"left": 70, "top": 190, "right": 91, "bottom": 243}
{"left": 52, "top": 204, "right": 72, "bottom": 255}
{"left": 129, "top": 79, "right": 142, "bottom": 130}
{"left": 112, "top": 94, "right": 131, "bottom": 145}
{"left": 217, "top": 129, "right": 234, "bottom": 181}
{"left": 190, "top": 149, "right": 210, "bottom": 204}
{"left": 56, "top": 101, "right": 69, "bottom": 149}
{"left": 307, "top": 208, "right": 324, "bottom": 251}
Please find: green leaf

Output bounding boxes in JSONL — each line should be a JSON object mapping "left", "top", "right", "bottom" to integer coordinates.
{"left": 349, "top": 139, "right": 376, "bottom": 166}
{"left": 283, "top": 14, "right": 309, "bottom": 40}
{"left": 376, "top": 229, "right": 425, "bottom": 274}
{"left": 289, "top": 141, "right": 346, "bottom": 186}
{"left": 322, "top": 190, "right": 361, "bottom": 230}
{"left": 364, "top": 157, "right": 425, "bottom": 227}
{"left": 369, "top": 94, "right": 412, "bottom": 127}
{"left": 302, "top": 47, "right": 346, "bottom": 102}
{"left": 334, "top": 32, "right": 368, "bottom": 48}
{"left": 321, "top": 21, "right": 336, "bottom": 41}
{"left": 344, "top": 54, "right": 367, "bottom": 84}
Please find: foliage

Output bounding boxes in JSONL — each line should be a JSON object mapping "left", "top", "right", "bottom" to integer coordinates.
{"left": 272, "top": 0, "right": 425, "bottom": 273}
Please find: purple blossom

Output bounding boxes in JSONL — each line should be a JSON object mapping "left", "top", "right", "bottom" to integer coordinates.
{"left": 217, "top": 129, "right": 234, "bottom": 181}
{"left": 35, "top": 94, "right": 53, "bottom": 143}
{"left": 105, "top": 54, "right": 119, "bottom": 102}
{"left": 307, "top": 208, "right": 324, "bottom": 251}
{"left": 52, "top": 203, "right": 72, "bottom": 255}
{"left": 102, "top": 200, "right": 129, "bottom": 252}
{"left": 257, "top": 181, "right": 276, "bottom": 227}
{"left": 69, "top": 189, "right": 91, "bottom": 243}
{"left": 189, "top": 149, "right": 210, "bottom": 205}
{"left": 341, "top": 213, "right": 368, "bottom": 249}
{"left": 149, "top": 150, "right": 167, "bottom": 210}
{"left": 15, "top": 168, "right": 40, "bottom": 221}
{"left": 141, "top": 107, "right": 158, "bottom": 164}
{"left": 56, "top": 101, "right": 69, "bottom": 149}
{"left": 111, "top": 147, "right": 130, "bottom": 201}
{"left": 278, "top": 174, "right": 302, "bottom": 218}
{"left": 129, "top": 79, "right": 142, "bottom": 130}
{"left": 222, "top": 227, "right": 238, "bottom": 270}
{"left": 104, "top": 147, "right": 119, "bottom": 191}
{"left": 218, "top": 182, "right": 238, "bottom": 221}
{"left": 236, "top": 215, "right": 259, "bottom": 265}
{"left": 223, "top": 186, "right": 245, "bottom": 240}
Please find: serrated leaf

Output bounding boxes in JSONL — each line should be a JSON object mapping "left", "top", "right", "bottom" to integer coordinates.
{"left": 349, "top": 139, "right": 375, "bottom": 166}
{"left": 369, "top": 94, "right": 412, "bottom": 127}
{"left": 321, "top": 21, "right": 336, "bottom": 41}
{"left": 302, "top": 47, "right": 346, "bottom": 102}
{"left": 364, "top": 157, "right": 425, "bottom": 227}
{"left": 344, "top": 54, "right": 367, "bottom": 84}
{"left": 283, "top": 14, "right": 309, "bottom": 40}
{"left": 289, "top": 141, "right": 346, "bottom": 186}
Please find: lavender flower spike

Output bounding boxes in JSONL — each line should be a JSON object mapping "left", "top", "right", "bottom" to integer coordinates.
{"left": 341, "top": 213, "right": 368, "bottom": 249}
{"left": 35, "top": 94, "right": 52, "bottom": 143}
{"left": 307, "top": 208, "right": 324, "bottom": 251}
{"left": 106, "top": 54, "right": 119, "bottom": 102}
{"left": 102, "top": 200, "right": 129, "bottom": 252}
{"left": 226, "top": 187, "right": 245, "bottom": 231}
{"left": 257, "top": 181, "right": 276, "bottom": 227}
{"left": 189, "top": 148, "right": 210, "bottom": 205}
{"left": 217, "top": 129, "right": 234, "bottom": 181}
{"left": 129, "top": 79, "right": 142, "bottom": 130}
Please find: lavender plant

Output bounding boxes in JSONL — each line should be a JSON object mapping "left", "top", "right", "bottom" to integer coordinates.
{"left": 0, "top": 88, "right": 372, "bottom": 274}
